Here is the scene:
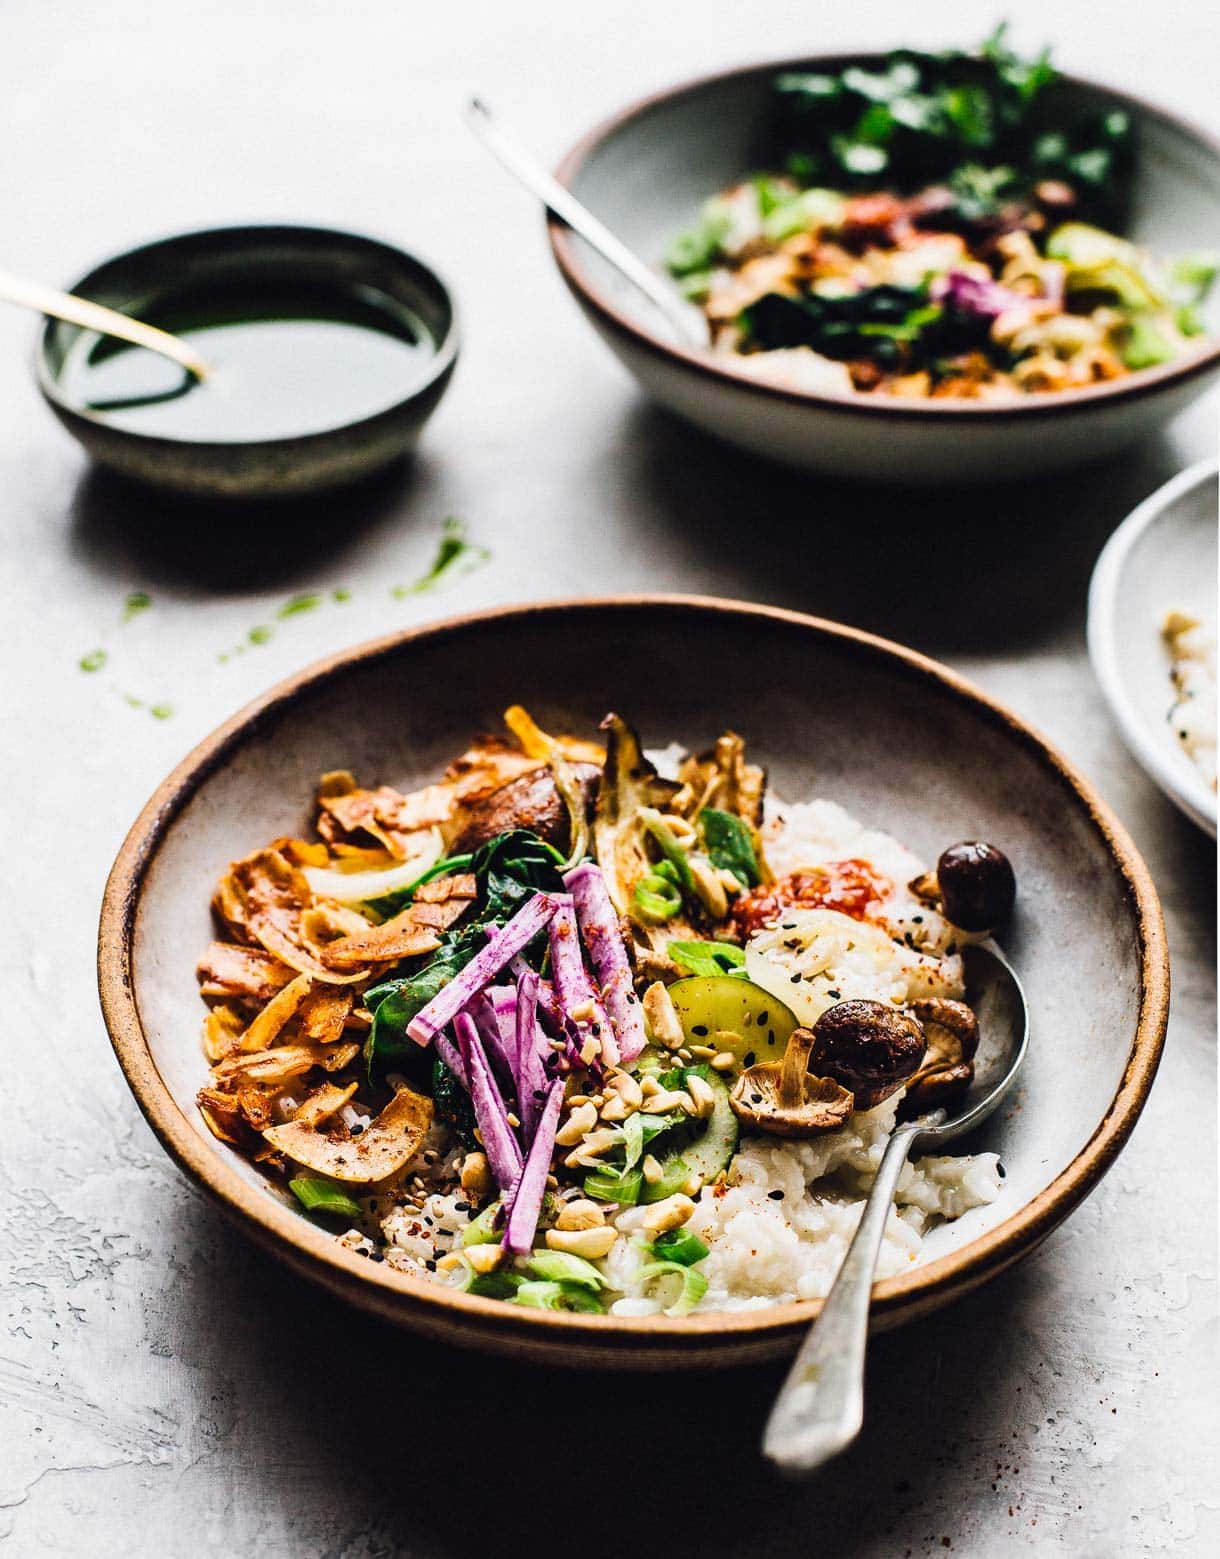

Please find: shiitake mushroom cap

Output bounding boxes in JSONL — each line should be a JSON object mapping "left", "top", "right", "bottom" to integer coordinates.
{"left": 809, "top": 999, "right": 927, "bottom": 1110}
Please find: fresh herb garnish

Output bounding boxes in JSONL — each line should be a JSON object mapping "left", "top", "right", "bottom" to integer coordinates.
{"left": 121, "top": 591, "right": 152, "bottom": 622}
{"left": 79, "top": 649, "right": 107, "bottom": 672}
{"left": 277, "top": 592, "right": 322, "bottom": 619}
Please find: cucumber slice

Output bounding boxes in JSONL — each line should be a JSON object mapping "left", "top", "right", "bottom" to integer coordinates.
{"left": 641, "top": 1066, "right": 738, "bottom": 1202}
{"left": 668, "top": 976, "right": 799, "bottom": 1068}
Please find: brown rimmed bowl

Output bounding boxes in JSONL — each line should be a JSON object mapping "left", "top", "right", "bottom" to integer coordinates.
{"left": 98, "top": 597, "right": 1169, "bottom": 1368}
{"left": 549, "top": 58, "right": 1220, "bottom": 483}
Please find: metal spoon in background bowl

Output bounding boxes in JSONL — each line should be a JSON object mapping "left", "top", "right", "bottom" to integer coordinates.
{"left": 0, "top": 267, "right": 211, "bottom": 380}
{"left": 764, "top": 942, "right": 1030, "bottom": 1477}
{"left": 464, "top": 97, "right": 709, "bottom": 351}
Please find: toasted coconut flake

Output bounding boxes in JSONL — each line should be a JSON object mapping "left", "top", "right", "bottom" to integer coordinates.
{"left": 199, "top": 1104, "right": 242, "bottom": 1144}
{"left": 298, "top": 986, "right": 353, "bottom": 1045}
{"left": 239, "top": 973, "right": 314, "bottom": 1052}
{"left": 319, "top": 782, "right": 454, "bottom": 857}
{"left": 276, "top": 838, "right": 329, "bottom": 868}
{"left": 319, "top": 874, "right": 476, "bottom": 969}
{"left": 211, "top": 873, "right": 250, "bottom": 939}
{"left": 293, "top": 1080, "right": 359, "bottom": 1127}
{"left": 198, "top": 942, "right": 296, "bottom": 1002}
{"left": 202, "top": 1003, "right": 246, "bottom": 1062}
{"left": 263, "top": 1084, "right": 433, "bottom": 1183}
{"left": 236, "top": 848, "right": 370, "bottom": 983}
{"left": 213, "top": 1041, "right": 358, "bottom": 1085}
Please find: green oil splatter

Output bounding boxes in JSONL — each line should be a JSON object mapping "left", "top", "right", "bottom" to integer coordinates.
{"left": 278, "top": 593, "right": 322, "bottom": 619}
{"left": 332, "top": 587, "right": 351, "bottom": 603}
{"left": 150, "top": 703, "right": 174, "bottom": 721}
{"left": 80, "top": 649, "right": 108, "bottom": 672}
{"left": 122, "top": 591, "right": 152, "bottom": 622}
{"left": 392, "top": 517, "right": 490, "bottom": 599}
{"left": 248, "top": 625, "right": 274, "bottom": 645}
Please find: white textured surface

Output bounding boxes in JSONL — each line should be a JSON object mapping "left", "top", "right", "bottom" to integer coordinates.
{"left": 0, "top": 3, "right": 1216, "bottom": 1555}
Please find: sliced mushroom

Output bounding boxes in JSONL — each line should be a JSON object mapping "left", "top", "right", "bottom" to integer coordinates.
{"left": 808, "top": 1000, "right": 927, "bottom": 1110}
{"left": 901, "top": 998, "right": 979, "bottom": 1115}
{"left": 449, "top": 764, "right": 601, "bottom": 854}
{"left": 262, "top": 1084, "right": 433, "bottom": 1184}
{"left": 909, "top": 841, "right": 1015, "bottom": 933}
{"left": 730, "top": 1028, "right": 853, "bottom": 1137}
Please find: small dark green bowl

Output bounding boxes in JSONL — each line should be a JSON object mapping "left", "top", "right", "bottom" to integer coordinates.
{"left": 37, "top": 224, "right": 459, "bottom": 500}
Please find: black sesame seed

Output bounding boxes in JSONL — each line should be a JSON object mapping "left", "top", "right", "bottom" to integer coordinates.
{"left": 350, "top": 1124, "right": 364, "bottom": 1136}
{"left": 369, "top": 1250, "right": 385, "bottom": 1263}
{"left": 912, "top": 915, "right": 924, "bottom": 924}
{"left": 827, "top": 990, "right": 840, "bottom": 999}
{"left": 692, "top": 1025, "right": 709, "bottom": 1037}
{"left": 781, "top": 922, "right": 797, "bottom": 930}
{"left": 750, "top": 1093, "right": 763, "bottom": 1104}
{"left": 424, "top": 1259, "right": 437, "bottom": 1271}
{"left": 454, "top": 1201, "right": 470, "bottom": 1213}
{"left": 790, "top": 972, "right": 802, "bottom": 983}
{"left": 744, "top": 1051, "right": 756, "bottom": 1067}
{"left": 767, "top": 1030, "right": 776, "bottom": 1045}
{"left": 356, "top": 1247, "right": 370, "bottom": 1258}
{"left": 768, "top": 1189, "right": 785, "bottom": 1201}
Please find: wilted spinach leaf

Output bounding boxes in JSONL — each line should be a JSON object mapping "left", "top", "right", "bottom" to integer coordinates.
{"left": 699, "top": 809, "right": 761, "bottom": 889}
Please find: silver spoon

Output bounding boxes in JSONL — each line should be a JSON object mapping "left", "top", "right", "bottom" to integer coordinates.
{"left": 0, "top": 267, "right": 211, "bottom": 379}
{"left": 763, "top": 942, "right": 1029, "bottom": 1477}
{"left": 464, "top": 98, "right": 709, "bottom": 351}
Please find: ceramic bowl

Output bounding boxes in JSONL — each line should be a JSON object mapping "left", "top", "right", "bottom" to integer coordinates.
{"left": 1088, "top": 459, "right": 1218, "bottom": 834}
{"left": 98, "top": 598, "right": 1168, "bottom": 1368}
{"left": 549, "top": 58, "right": 1220, "bottom": 483}
{"left": 38, "top": 225, "right": 459, "bottom": 500}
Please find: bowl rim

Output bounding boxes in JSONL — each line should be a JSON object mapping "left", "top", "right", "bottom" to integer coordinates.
{"left": 36, "top": 221, "right": 461, "bottom": 451}
{"left": 1087, "top": 456, "right": 1218, "bottom": 835}
{"left": 97, "top": 595, "right": 1170, "bottom": 1362}
{"left": 548, "top": 53, "right": 1220, "bottom": 424}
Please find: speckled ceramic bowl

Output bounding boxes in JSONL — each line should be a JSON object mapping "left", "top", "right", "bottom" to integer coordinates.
{"left": 549, "top": 59, "right": 1220, "bottom": 483}
{"left": 98, "top": 598, "right": 1168, "bottom": 1368}
{"left": 38, "top": 225, "right": 459, "bottom": 500}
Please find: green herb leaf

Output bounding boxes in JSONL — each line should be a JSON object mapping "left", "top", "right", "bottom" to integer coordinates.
{"left": 699, "top": 808, "right": 760, "bottom": 888}
{"left": 79, "top": 649, "right": 107, "bottom": 673}
{"left": 121, "top": 591, "right": 152, "bottom": 622}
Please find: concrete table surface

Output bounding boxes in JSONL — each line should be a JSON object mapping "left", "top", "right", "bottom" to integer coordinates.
{"left": 1, "top": 3, "right": 1215, "bottom": 1555}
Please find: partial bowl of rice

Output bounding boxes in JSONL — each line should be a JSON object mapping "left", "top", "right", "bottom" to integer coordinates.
{"left": 548, "top": 34, "right": 1220, "bottom": 483}
{"left": 98, "top": 598, "right": 1168, "bottom": 1368}
{"left": 1088, "top": 458, "right": 1218, "bottom": 836}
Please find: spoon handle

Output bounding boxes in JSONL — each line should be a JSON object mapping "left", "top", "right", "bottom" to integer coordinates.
{"left": 464, "top": 99, "right": 706, "bottom": 349}
{"left": 763, "top": 1120, "right": 922, "bottom": 1476}
{"left": 0, "top": 268, "right": 211, "bottom": 380}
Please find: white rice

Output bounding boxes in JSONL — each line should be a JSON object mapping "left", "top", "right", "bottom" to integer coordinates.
{"left": 382, "top": 793, "right": 1002, "bottom": 1314}
{"left": 1163, "top": 610, "right": 1217, "bottom": 792}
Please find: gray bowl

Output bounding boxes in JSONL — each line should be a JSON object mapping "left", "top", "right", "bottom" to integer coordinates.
{"left": 550, "top": 58, "right": 1220, "bottom": 483}
{"left": 38, "top": 225, "right": 459, "bottom": 500}
{"left": 98, "top": 597, "right": 1168, "bottom": 1368}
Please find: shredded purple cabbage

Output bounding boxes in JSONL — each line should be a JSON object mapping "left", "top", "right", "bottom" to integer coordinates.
{"left": 454, "top": 1012, "right": 523, "bottom": 1192}
{"left": 563, "top": 862, "right": 646, "bottom": 1063}
{"left": 407, "top": 893, "right": 557, "bottom": 1045}
{"left": 547, "top": 893, "right": 614, "bottom": 1065}
{"left": 931, "top": 269, "right": 1030, "bottom": 320}
{"left": 502, "top": 1078, "right": 565, "bottom": 1255}
{"left": 514, "top": 969, "right": 552, "bottom": 1141}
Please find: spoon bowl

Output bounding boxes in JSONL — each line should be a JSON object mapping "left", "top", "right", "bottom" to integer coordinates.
{"left": 763, "top": 942, "right": 1029, "bottom": 1476}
